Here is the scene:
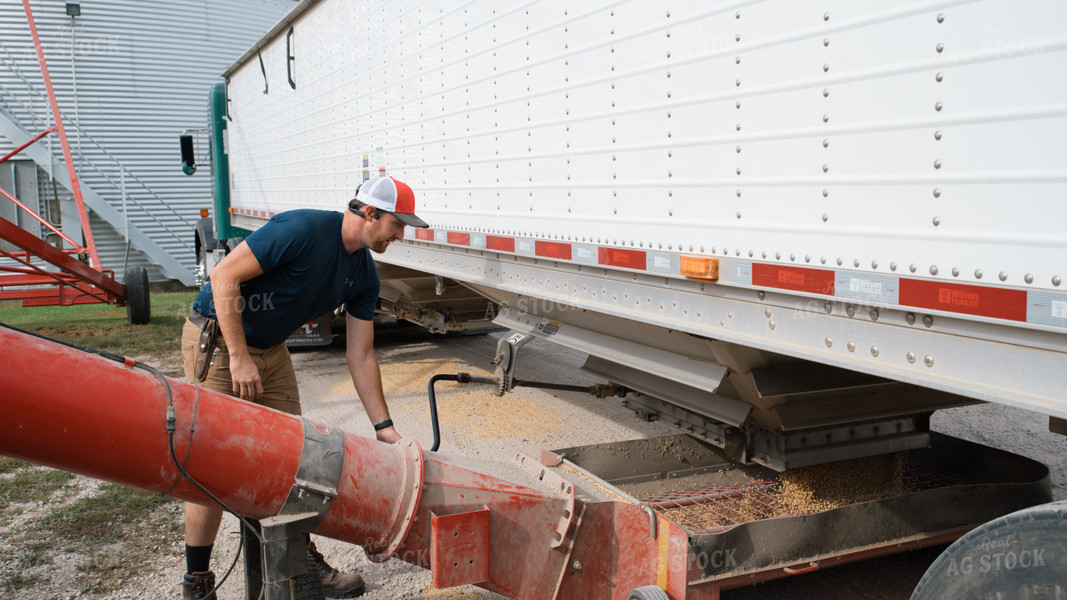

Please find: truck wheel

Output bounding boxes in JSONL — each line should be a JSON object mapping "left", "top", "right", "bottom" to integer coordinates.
{"left": 911, "top": 501, "right": 1067, "bottom": 600}
{"left": 628, "top": 585, "right": 670, "bottom": 600}
{"left": 124, "top": 265, "right": 151, "bottom": 325}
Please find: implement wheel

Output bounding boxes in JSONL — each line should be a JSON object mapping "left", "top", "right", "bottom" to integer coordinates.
{"left": 628, "top": 586, "right": 670, "bottom": 600}
{"left": 124, "top": 265, "right": 151, "bottom": 325}
{"left": 911, "top": 501, "right": 1067, "bottom": 600}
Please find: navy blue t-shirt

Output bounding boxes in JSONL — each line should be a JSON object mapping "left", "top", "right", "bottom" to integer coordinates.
{"left": 192, "top": 209, "right": 379, "bottom": 348}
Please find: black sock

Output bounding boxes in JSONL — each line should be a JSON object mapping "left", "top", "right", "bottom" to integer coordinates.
{"left": 186, "top": 544, "right": 214, "bottom": 574}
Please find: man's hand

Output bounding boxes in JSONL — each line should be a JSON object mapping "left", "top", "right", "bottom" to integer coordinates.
{"left": 230, "top": 351, "right": 263, "bottom": 400}
{"left": 375, "top": 426, "right": 402, "bottom": 444}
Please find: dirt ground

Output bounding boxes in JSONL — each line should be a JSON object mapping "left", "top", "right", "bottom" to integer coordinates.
{"left": 1, "top": 323, "right": 1063, "bottom": 600}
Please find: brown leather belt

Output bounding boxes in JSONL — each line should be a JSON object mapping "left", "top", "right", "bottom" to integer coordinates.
{"left": 188, "top": 309, "right": 211, "bottom": 329}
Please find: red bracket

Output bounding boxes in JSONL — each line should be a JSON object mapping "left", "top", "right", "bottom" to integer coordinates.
{"left": 430, "top": 508, "right": 490, "bottom": 589}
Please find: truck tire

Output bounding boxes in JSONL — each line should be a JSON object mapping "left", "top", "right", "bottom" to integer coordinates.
{"left": 124, "top": 265, "right": 151, "bottom": 325}
{"left": 911, "top": 501, "right": 1067, "bottom": 600}
{"left": 628, "top": 585, "right": 670, "bottom": 600}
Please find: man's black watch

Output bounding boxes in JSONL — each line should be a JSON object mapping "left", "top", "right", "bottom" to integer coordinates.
{"left": 373, "top": 419, "right": 394, "bottom": 432}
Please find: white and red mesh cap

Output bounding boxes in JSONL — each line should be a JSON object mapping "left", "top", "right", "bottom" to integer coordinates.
{"left": 352, "top": 176, "right": 429, "bottom": 228}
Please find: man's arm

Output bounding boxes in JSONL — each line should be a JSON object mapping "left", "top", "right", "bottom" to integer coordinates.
{"left": 345, "top": 312, "right": 401, "bottom": 443}
{"left": 208, "top": 242, "right": 265, "bottom": 400}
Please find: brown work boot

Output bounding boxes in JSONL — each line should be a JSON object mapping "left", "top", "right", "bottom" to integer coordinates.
{"left": 182, "top": 570, "right": 217, "bottom": 600}
{"left": 308, "top": 541, "right": 366, "bottom": 598}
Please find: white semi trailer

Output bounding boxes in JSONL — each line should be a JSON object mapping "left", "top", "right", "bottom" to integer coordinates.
{"left": 187, "top": 1, "right": 1067, "bottom": 597}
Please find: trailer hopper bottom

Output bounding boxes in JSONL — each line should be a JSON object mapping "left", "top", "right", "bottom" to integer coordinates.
{"left": 546, "top": 432, "right": 1051, "bottom": 597}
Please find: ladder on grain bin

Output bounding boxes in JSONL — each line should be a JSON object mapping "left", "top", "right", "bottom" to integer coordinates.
{"left": 0, "top": 0, "right": 146, "bottom": 323}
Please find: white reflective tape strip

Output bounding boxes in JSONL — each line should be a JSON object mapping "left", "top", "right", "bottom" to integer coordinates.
{"left": 647, "top": 252, "right": 674, "bottom": 274}
{"left": 516, "top": 239, "right": 535, "bottom": 256}
{"left": 573, "top": 244, "right": 597, "bottom": 264}
{"left": 835, "top": 272, "right": 900, "bottom": 305}
{"left": 471, "top": 233, "right": 487, "bottom": 249}
{"left": 1028, "top": 291, "right": 1067, "bottom": 328}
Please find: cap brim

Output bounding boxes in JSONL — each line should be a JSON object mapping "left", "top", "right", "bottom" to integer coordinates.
{"left": 394, "top": 212, "right": 429, "bottom": 228}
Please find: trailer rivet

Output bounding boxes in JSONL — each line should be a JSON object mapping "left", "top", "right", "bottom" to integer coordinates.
{"left": 935, "top": 101, "right": 943, "bottom": 112}
{"left": 823, "top": 63, "right": 830, "bottom": 72}
{"left": 909, "top": 263, "right": 917, "bottom": 273}
{"left": 937, "top": 13, "right": 945, "bottom": 23}
{"left": 933, "top": 217, "right": 941, "bottom": 226}
{"left": 837, "top": 257, "right": 844, "bottom": 266}
{"left": 936, "top": 72, "right": 944, "bottom": 83}
{"left": 930, "top": 265, "right": 939, "bottom": 275}
{"left": 847, "top": 341, "right": 856, "bottom": 352}
{"left": 823, "top": 114, "right": 830, "bottom": 123}
{"left": 934, "top": 160, "right": 942, "bottom": 169}
{"left": 952, "top": 267, "right": 960, "bottom": 277}
{"left": 573, "top": 560, "right": 582, "bottom": 570}
{"left": 890, "top": 262, "right": 898, "bottom": 271}
{"left": 999, "top": 271, "right": 1008, "bottom": 281}
{"left": 846, "top": 305, "right": 856, "bottom": 318}
{"left": 758, "top": 291, "right": 766, "bottom": 300}
{"left": 805, "top": 255, "right": 811, "bottom": 263}
{"left": 853, "top": 259, "right": 861, "bottom": 268}
{"left": 825, "top": 336, "right": 833, "bottom": 348}
{"left": 936, "top": 43, "right": 944, "bottom": 53}
{"left": 906, "top": 313, "right": 916, "bottom": 325}
{"left": 824, "top": 38, "right": 830, "bottom": 47}
{"left": 762, "top": 251, "right": 768, "bottom": 258}
{"left": 822, "top": 164, "right": 829, "bottom": 172}
{"left": 923, "top": 315, "right": 934, "bottom": 328}
{"left": 768, "top": 320, "right": 776, "bottom": 330}
{"left": 790, "top": 253, "right": 796, "bottom": 261}
{"left": 870, "top": 345, "right": 880, "bottom": 357}
{"left": 870, "top": 309, "right": 879, "bottom": 321}
{"left": 1025, "top": 273, "right": 1034, "bottom": 284}
{"left": 933, "top": 188, "right": 941, "bottom": 198}
{"left": 934, "top": 130, "right": 943, "bottom": 141}
{"left": 975, "top": 269, "right": 983, "bottom": 279}
{"left": 824, "top": 12, "right": 830, "bottom": 21}
{"left": 765, "top": 308, "right": 772, "bottom": 318}
{"left": 1054, "top": 276, "right": 1062, "bottom": 286}
{"left": 824, "top": 302, "right": 833, "bottom": 314}
{"left": 924, "top": 355, "right": 935, "bottom": 367}
{"left": 820, "top": 256, "right": 827, "bottom": 264}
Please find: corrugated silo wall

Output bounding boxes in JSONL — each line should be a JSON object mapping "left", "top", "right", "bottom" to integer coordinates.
{"left": 0, "top": 0, "right": 296, "bottom": 285}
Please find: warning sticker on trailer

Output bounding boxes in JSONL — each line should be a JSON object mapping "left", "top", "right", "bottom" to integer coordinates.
{"left": 536, "top": 319, "right": 562, "bottom": 336}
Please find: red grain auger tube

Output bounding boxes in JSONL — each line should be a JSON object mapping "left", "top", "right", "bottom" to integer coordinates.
{"left": 0, "top": 327, "right": 666, "bottom": 599}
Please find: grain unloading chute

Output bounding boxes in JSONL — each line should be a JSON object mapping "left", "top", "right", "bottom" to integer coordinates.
{"left": 0, "top": 325, "right": 1057, "bottom": 599}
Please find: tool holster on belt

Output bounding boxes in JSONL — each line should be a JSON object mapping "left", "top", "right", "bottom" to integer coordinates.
{"left": 194, "top": 316, "right": 219, "bottom": 382}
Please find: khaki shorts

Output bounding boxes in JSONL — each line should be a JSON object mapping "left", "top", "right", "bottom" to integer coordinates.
{"left": 181, "top": 318, "right": 301, "bottom": 416}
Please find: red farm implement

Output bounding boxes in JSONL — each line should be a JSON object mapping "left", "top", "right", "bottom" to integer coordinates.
{"left": 0, "top": 0, "right": 148, "bottom": 323}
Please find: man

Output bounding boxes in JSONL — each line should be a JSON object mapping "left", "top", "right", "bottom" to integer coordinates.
{"left": 179, "top": 177, "right": 429, "bottom": 599}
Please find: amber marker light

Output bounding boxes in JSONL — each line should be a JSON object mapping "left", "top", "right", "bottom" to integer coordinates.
{"left": 680, "top": 256, "right": 719, "bottom": 280}
{"left": 200, "top": 209, "right": 210, "bottom": 218}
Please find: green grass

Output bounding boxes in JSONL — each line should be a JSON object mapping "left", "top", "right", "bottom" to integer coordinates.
{"left": 0, "top": 456, "right": 25, "bottom": 475}
{"left": 41, "top": 483, "right": 176, "bottom": 543}
{"left": 0, "top": 291, "right": 196, "bottom": 357}
{"left": 35, "top": 484, "right": 182, "bottom": 594}
{"left": 0, "top": 464, "right": 76, "bottom": 511}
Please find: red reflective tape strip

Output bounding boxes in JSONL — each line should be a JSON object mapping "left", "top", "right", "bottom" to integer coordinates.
{"left": 899, "top": 279, "right": 1027, "bottom": 321}
{"left": 415, "top": 228, "right": 434, "bottom": 241}
{"left": 535, "top": 241, "right": 572, "bottom": 260}
{"left": 446, "top": 232, "right": 470, "bottom": 246}
{"left": 486, "top": 235, "right": 515, "bottom": 252}
{"left": 752, "top": 264, "right": 835, "bottom": 295}
{"left": 598, "top": 247, "right": 646, "bottom": 270}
